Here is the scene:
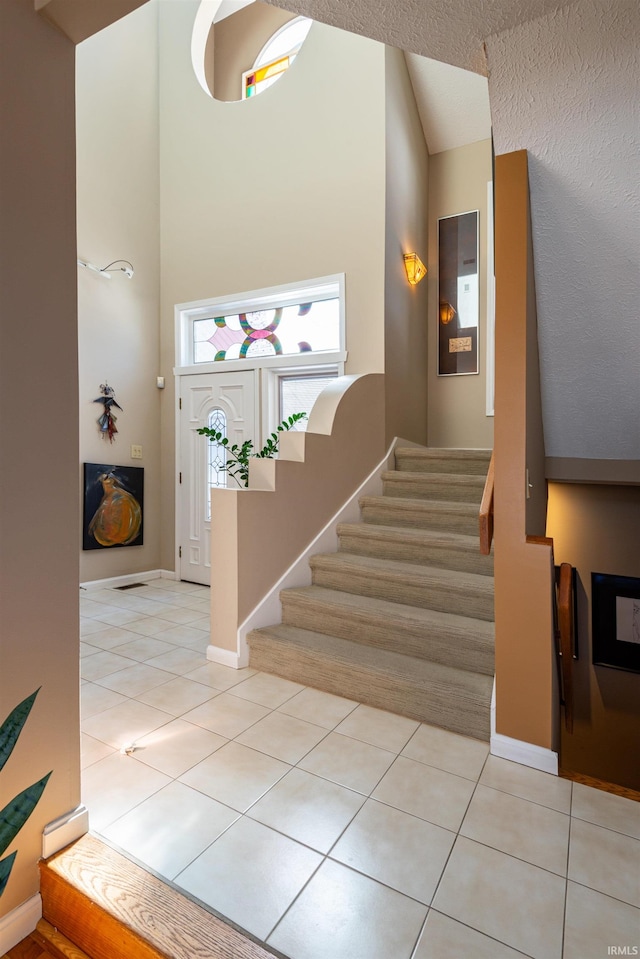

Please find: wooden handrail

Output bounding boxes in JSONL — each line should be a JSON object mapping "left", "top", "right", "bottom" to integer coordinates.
{"left": 479, "top": 450, "right": 495, "bottom": 555}
{"left": 558, "top": 562, "right": 575, "bottom": 733}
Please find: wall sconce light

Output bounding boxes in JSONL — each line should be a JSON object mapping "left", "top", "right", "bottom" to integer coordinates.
{"left": 403, "top": 252, "right": 427, "bottom": 286}
{"left": 439, "top": 301, "right": 456, "bottom": 324}
{"left": 77, "top": 258, "right": 134, "bottom": 279}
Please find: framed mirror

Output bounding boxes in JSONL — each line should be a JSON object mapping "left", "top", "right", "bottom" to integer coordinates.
{"left": 437, "top": 210, "right": 479, "bottom": 376}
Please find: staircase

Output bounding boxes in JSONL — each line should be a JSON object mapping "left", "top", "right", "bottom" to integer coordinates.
{"left": 248, "top": 447, "right": 494, "bottom": 741}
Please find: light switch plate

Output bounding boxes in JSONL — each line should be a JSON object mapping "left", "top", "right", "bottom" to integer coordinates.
{"left": 131, "top": 445, "right": 143, "bottom": 459}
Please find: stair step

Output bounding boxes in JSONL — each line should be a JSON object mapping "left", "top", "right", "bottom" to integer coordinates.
{"left": 248, "top": 624, "right": 492, "bottom": 740}
{"left": 40, "top": 834, "right": 272, "bottom": 959}
{"left": 309, "top": 553, "right": 494, "bottom": 622}
{"left": 337, "top": 522, "right": 494, "bottom": 576}
{"left": 360, "top": 495, "right": 479, "bottom": 535}
{"left": 382, "top": 470, "right": 485, "bottom": 504}
{"left": 281, "top": 585, "right": 495, "bottom": 675}
{"left": 395, "top": 447, "right": 492, "bottom": 474}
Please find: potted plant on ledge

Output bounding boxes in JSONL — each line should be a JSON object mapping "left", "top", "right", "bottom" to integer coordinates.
{"left": 197, "top": 412, "right": 307, "bottom": 488}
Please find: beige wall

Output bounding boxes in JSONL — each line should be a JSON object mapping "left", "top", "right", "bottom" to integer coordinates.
{"left": 383, "top": 47, "right": 429, "bottom": 446}
{"left": 159, "top": 2, "right": 387, "bottom": 569}
{"left": 427, "top": 139, "right": 494, "bottom": 450}
{"left": 212, "top": 2, "right": 295, "bottom": 102}
{"left": 547, "top": 482, "right": 640, "bottom": 790}
{"left": 77, "top": 2, "right": 162, "bottom": 583}
{"left": 0, "top": 0, "right": 81, "bottom": 917}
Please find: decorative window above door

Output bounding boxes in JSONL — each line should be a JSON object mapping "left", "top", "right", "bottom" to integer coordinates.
{"left": 176, "top": 275, "right": 346, "bottom": 373}
{"left": 193, "top": 299, "right": 340, "bottom": 363}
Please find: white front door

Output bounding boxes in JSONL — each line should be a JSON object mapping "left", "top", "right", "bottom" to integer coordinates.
{"left": 178, "top": 371, "right": 256, "bottom": 585}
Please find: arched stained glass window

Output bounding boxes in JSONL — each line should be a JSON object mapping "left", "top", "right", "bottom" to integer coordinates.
{"left": 206, "top": 408, "right": 227, "bottom": 518}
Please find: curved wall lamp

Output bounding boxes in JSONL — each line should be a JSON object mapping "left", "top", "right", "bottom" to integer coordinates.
{"left": 77, "top": 258, "right": 134, "bottom": 279}
{"left": 403, "top": 252, "right": 427, "bottom": 286}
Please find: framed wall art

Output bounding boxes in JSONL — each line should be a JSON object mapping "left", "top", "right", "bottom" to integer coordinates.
{"left": 591, "top": 572, "right": 640, "bottom": 673}
{"left": 83, "top": 463, "right": 144, "bottom": 550}
{"left": 438, "top": 210, "right": 479, "bottom": 376}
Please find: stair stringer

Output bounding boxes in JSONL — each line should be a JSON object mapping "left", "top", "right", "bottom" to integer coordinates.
{"left": 235, "top": 436, "right": 424, "bottom": 664}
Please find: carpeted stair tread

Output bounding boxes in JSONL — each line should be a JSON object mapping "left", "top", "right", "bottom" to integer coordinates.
{"left": 337, "top": 522, "right": 494, "bottom": 576}
{"left": 309, "top": 552, "right": 494, "bottom": 621}
{"left": 281, "top": 585, "right": 495, "bottom": 675}
{"left": 360, "top": 495, "right": 480, "bottom": 534}
{"left": 382, "top": 470, "right": 485, "bottom": 503}
{"left": 248, "top": 623, "right": 492, "bottom": 740}
{"left": 395, "top": 447, "right": 492, "bottom": 474}
{"left": 248, "top": 445, "right": 495, "bottom": 740}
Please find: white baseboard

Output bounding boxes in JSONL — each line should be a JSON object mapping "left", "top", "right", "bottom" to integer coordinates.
{"left": 160, "top": 569, "right": 178, "bottom": 581}
{"left": 490, "top": 732, "right": 559, "bottom": 775}
{"left": 206, "top": 644, "right": 244, "bottom": 669}
{"left": 0, "top": 894, "right": 42, "bottom": 954}
{"left": 80, "top": 569, "right": 166, "bottom": 591}
{"left": 42, "top": 804, "right": 89, "bottom": 859}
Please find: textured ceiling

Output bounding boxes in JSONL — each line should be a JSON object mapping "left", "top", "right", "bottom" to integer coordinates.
{"left": 261, "top": 0, "right": 570, "bottom": 74}
{"left": 405, "top": 53, "right": 491, "bottom": 154}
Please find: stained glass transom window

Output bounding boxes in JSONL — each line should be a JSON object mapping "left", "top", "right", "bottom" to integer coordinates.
{"left": 193, "top": 298, "right": 340, "bottom": 364}
{"left": 242, "top": 17, "right": 312, "bottom": 99}
{"left": 206, "top": 408, "right": 227, "bottom": 515}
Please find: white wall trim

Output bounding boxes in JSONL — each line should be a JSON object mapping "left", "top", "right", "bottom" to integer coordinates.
{"left": 490, "top": 732, "right": 559, "bottom": 775}
{"left": 491, "top": 678, "right": 559, "bottom": 774}
{"left": 232, "top": 436, "right": 409, "bottom": 667}
{"left": 0, "top": 894, "right": 42, "bottom": 955}
{"left": 80, "top": 569, "right": 168, "bottom": 591}
{"left": 206, "top": 644, "right": 242, "bottom": 668}
{"left": 42, "top": 804, "right": 89, "bottom": 859}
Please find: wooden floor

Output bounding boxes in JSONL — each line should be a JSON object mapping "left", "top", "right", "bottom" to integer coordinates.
{"left": 559, "top": 768, "right": 640, "bottom": 802}
{"left": 2, "top": 919, "right": 91, "bottom": 958}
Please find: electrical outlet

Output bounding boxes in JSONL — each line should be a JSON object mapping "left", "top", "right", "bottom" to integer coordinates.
{"left": 131, "top": 445, "right": 143, "bottom": 459}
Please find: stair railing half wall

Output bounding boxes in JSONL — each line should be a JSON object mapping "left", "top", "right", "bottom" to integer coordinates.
{"left": 207, "top": 373, "right": 386, "bottom": 667}
{"left": 479, "top": 450, "right": 495, "bottom": 555}
{"left": 493, "top": 150, "right": 558, "bottom": 766}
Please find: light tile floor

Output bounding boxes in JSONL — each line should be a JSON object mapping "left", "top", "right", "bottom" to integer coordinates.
{"left": 80, "top": 581, "right": 640, "bottom": 959}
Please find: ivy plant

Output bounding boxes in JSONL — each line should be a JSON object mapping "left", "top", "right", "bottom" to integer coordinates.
{"left": 0, "top": 688, "right": 52, "bottom": 897}
{"left": 197, "top": 413, "right": 307, "bottom": 488}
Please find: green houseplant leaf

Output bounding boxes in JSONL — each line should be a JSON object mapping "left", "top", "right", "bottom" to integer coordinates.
{"left": 0, "top": 851, "right": 17, "bottom": 897}
{"left": 0, "top": 772, "right": 52, "bottom": 857}
{"left": 0, "top": 689, "right": 51, "bottom": 899}
{"left": 197, "top": 412, "right": 307, "bottom": 487}
{"left": 0, "top": 688, "right": 40, "bottom": 773}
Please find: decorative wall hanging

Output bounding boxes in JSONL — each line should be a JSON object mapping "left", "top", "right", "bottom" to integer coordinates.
{"left": 94, "top": 383, "right": 122, "bottom": 443}
{"left": 83, "top": 463, "right": 144, "bottom": 550}
{"left": 592, "top": 572, "right": 640, "bottom": 673}
{"left": 438, "top": 210, "right": 479, "bottom": 375}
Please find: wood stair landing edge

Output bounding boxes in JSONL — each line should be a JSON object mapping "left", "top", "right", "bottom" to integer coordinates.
{"left": 39, "top": 834, "right": 276, "bottom": 959}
